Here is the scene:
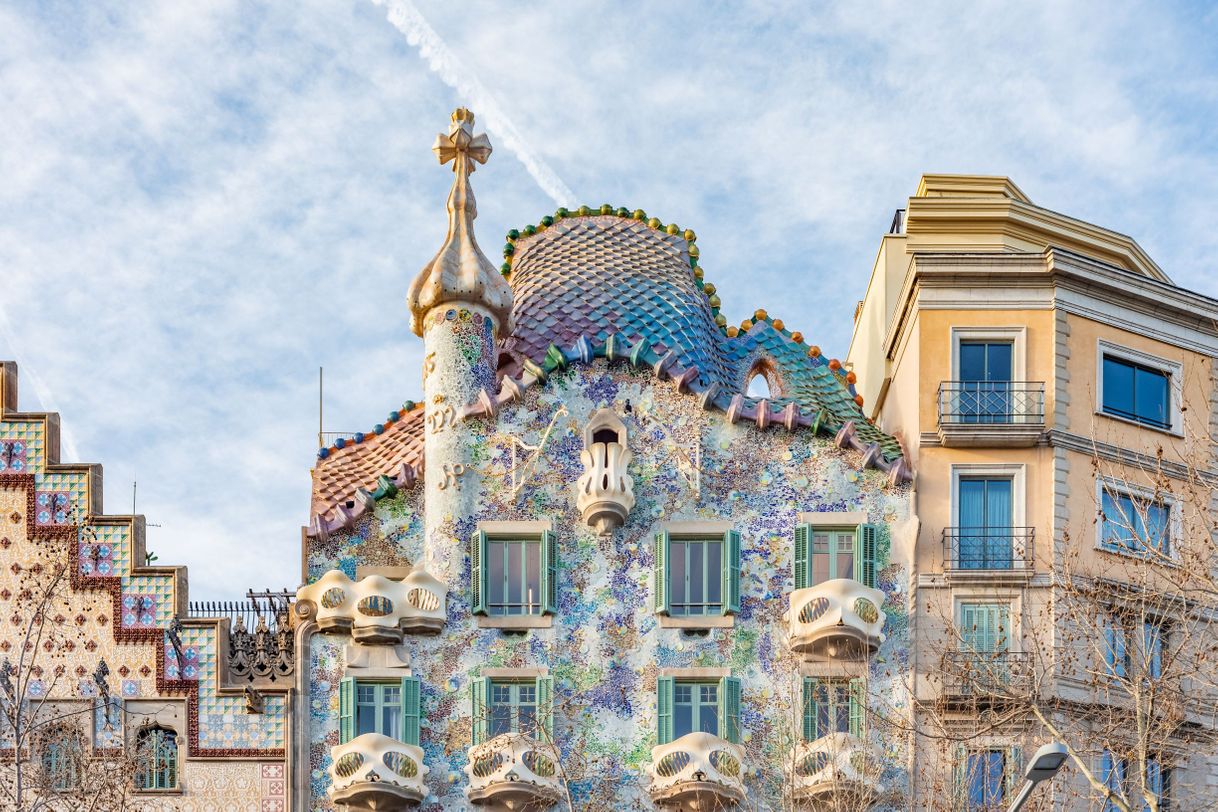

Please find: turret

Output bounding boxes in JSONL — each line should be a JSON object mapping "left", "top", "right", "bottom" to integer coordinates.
{"left": 406, "top": 109, "right": 512, "bottom": 582}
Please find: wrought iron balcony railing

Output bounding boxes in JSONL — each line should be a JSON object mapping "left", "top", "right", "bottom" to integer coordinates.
{"left": 941, "top": 651, "right": 1034, "bottom": 699}
{"left": 187, "top": 590, "right": 295, "bottom": 683}
{"left": 464, "top": 733, "right": 563, "bottom": 809}
{"left": 791, "top": 733, "right": 885, "bottom": 806}
{"left": 329, "top": 732, "right": 428, "bottom": 808}
{"left": 937, "top": 381, "right": 1045, "bottom": 425}
{"left": 785, "top": 579, "right": 886, "bottom": 661}
{"left": 649, "top": 731, "right": 746, "bottom": 810}
{"left": 941, "top": 527, "right": 1034, "bottom": 572}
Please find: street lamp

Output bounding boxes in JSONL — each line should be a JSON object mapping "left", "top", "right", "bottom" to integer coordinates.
{"left": 1008, "top": 741, "right": 1068, "bottom": 811}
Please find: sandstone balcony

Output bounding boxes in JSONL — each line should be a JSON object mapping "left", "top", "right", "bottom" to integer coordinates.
{"left": 791, "top": 733, "right": 884, "bottom": 809}
{"left": 464, "top": 733, "right": 563, "bottom": 809}
{"left": 936, "top": 381, "right": 1045, "bottom": 447}
{"left": 329, "top": 733, "right": 428, "bottom": 809}
{"left": 295, "top": 570, "right": 447, "bottom": 643}
{"left": 786, "top": 580, "right": 886, "bottom": 661}
{"left": 649, "top": 732, "right": 746, "bottom": 811}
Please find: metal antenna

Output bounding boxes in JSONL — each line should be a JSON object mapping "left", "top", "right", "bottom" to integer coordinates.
{"left": 318, "top": 366, "right": 324, "bottom": 450}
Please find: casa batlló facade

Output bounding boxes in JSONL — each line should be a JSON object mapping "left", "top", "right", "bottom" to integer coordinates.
{"left": 1, "top": 109, "right": 1215, "bottom": 811}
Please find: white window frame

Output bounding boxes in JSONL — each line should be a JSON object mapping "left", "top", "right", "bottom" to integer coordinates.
{"left": 1095, "top": 340, "right": 1183, "bottom": 436}
{"left": 952, "top": 592, "right": 1022, "bottom": 654}
{"left": 1094, "top": 477, "right": 1181, "bottom": 562}
{"left": 949, "top": 464, "right": 1027, "bottom": 530}
{"left": 950, "top": 327, "right": 1027, "bottom": 382}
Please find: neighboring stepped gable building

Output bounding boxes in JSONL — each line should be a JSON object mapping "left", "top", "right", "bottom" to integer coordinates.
{"left": 1, "top": 110, "right": 1215, "bottom": 812}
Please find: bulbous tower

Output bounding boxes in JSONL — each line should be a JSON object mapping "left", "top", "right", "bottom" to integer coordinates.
{"left": 406, "top": 109, "right": 513, "bottom": 581}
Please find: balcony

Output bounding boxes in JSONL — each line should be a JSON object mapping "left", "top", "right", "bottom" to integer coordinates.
{"left": 940, "top": 651, "right": 1034, "bottom": 703}
{"left": 786, "top": 579, "right": 886, "bottom": 662}
{"left": 464, "top": 733, "right": 563, "bottom": 809}
{"left": 791, "top": 733, "right": 884, "bottom": 809}
{"left": 650, "top": 732, "right": 746, "bottom": 811}
{"left": 936, "top": 381, "right": 1045, "bottom": 447}
{"left": 941, "top": 527, "right": 1034, "bottom": 582}
{"left": 329, "top": 733, "right": 428, "bottom": 809}
{"left": 295, "top": 570, "right": 447, "bottom": 643}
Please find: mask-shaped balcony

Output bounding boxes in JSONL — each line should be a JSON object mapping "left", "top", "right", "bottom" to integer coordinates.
{"left": 791, "top": 733, "right": 884, "bottom": 809}
{"left": 649, "top": 732, "right": 747, "bottom": 811}
{"left": 464, "top": 733, "right": 563, "bottom": 810}
{"left": 575, "top": 409, "right": 635, "bottom": 535}
{"left": 296, "top": 570, "right": 447, "bottom": 643}
{"left": 329, "top": 733, "right": 429, "bottom": 809}
{"left": 786, "top": 579, "right": 885, "bottom": 661}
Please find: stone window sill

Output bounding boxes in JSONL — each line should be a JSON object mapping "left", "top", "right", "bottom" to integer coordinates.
{"left": 476, "top": 614, "right": 553, "bottom": 629}
{"left": 658, "top": 614, "right": 734, "bottom": 630}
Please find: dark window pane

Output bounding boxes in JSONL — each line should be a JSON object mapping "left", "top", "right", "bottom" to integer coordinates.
{"left": 811, "top": 535, "right": 830, "bottom": 584}
{"left": 670, "top": 541, "right": 687, "bottom": 613}
{"left": 960, "top": 343, "right": 987, "bottom": 382}
{"left": 986, "top": 343, "right": 1013, "bottom": 382}
{"left": 673, "top": 685, "right": 693, "bottom": 739}
{"left": 1135, "top": 366, "right": 1169, "bottom": 427}
{"left": 1103, "top": 357, "right": 1135, "bottom": 418}
{"left": 357, "top": 703, "right": 376, "bottom": 736}
{"left": 688, "top": 542, "right": 704, "bottom": 610}
{"left": 507, "top": 543, "right": 523, "bottom": 610}
{"left": 526, "top": 542, "right": 541, "bottom": 613}
{"left": 836, "top": 533, "right": 853, "bottom": 580}
{"left": 488, "top": 541, "right": 505, "bottom": 610}
{"left": 706, "top": 541, "right": 722, "bottom": 606}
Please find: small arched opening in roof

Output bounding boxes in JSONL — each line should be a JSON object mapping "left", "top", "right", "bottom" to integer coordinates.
{"left": 745, "top": 357, "right": 784, "bottom": 400}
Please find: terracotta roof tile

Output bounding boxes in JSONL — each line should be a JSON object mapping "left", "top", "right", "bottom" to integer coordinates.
{"left": 310, "top": 406, "right": 424, "bottom": 521}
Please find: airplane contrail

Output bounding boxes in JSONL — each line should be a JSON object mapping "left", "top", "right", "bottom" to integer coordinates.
{"left": 372, "top": 0, "right": 576, "bottom": 207}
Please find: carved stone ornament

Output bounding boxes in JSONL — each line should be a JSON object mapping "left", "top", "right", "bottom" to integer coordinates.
{"left": 576, "top": 409, "right": 636, "bottom": 535}
{"left": 406, "top": 108, "right": 513, "bottom": 337}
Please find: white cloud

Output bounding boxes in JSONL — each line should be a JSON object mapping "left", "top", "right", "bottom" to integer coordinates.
{"left": 0, "top": 0, "right": 1216, "bottom": 597}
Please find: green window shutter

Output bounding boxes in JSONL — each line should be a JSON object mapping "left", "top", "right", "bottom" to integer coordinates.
{"left": 801, "top": 676, "right": 818, "bottom": 741}
{"left": 541, "top": 529, "right": 558, "bottom": 614}
{"left": 536, "top": 676, "right": 554, "bottom": 741}
{"left": 1005, "top": 746, "right": 1023, "bottom": 798}
{"left": 723, "top": 529, "right": 742, "bottom": 615}
{"left": 471, "top": 677, "right": 489, "bottom": 745}
{"left": 848, "top": 677, "right": 867, "bottom": 737}
{"left": 855, "top": 523, "right": 879, "bottom": 588}
{"left": 794, "top": 524, "right": 810, "bottom": 590}
{"left": 719, "top": 676, "right": 742, "bottom": 744}
{"left": 656, "top": 676, "right": 674, "bottom": 745}
{"left": 400, "top": 676, "right": 421, "bottom": 746}
{"left": 339, "top": 677, "right": 355, "bottom": 744}
{"left": 471, "top": 530, "right": 487, "bottom": 615}
{"left": 654, "top": 531, "right": 670, "bottom": 615}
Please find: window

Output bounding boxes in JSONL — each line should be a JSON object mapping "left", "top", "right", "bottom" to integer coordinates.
{"left": 792, "top": 523, "right": 879, "bottom": 589}
{"left": 339, "top": 677, "right": 422, "bottom": 746}
{"left": 1103, "top": 615, "right": 1166, "bottom": 681}
{"left": 801, "top": 677, "right": 865, "bottom": 741}
{"left": 135, "top": 726, "right": 178, "bottom": 790}
{"left": 471, "top": 528, "right": 557, "bottom": 616}
{"left": 957, "top": 477, "right": 1014, "bottom": 569}
{"left": 1101, "top": 751, "right": 1171, "bottom": 811}
{"left": 959, "top": 340, "right": 1014, "bottom": 423}
{"left": 1102, "top": 354, "right": 1171, "bottom": 430}
{"left": 41, "top": 729, "right": 82, "bottom": 790}
{"left": 656, "top": 675, "right": 741, "bottom": 744}
{"left": 471, "top": 676, "right": 553, "bottom": 744}
{"left": 960, "top": 603, "right": 1010, "bottom": 655}
{"left": 1100, "top": 487, "right": 1170, "bottom": 556}
{"left": 958, "top": 747, "right": 1019, "bottom": 810}
{"left": 654, "top": 530, "right": 741, "bottom": 616}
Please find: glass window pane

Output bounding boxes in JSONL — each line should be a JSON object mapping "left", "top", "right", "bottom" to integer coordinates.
{"left": 706, "top": 541, "right": 722, "bottom": 606}
{"left": 674, "top": 686, "right": 693, "bottom": 739}
{"left": 526, "top": 541, "right": 541, "bottom": 613}
{"left": 986, "top": 343, "right": 1013, "bottom": 382}
{"left": 959, "top": 342, "right": 987, "bottom": 382}
{"left": 1135, "top": 366, "right": 1168, "bottom": 427}
{"left": 507, "top": 542, "right": 523, "bottom": 612}
{"left": 488, "top": 541, "right": 505, "bottom": 611}
{"left": 688, "top": 542, "right": 704, "bottom": 612}
{"left": 357, "top": 702, "right": 376, "bottom": 736}
{"left": 812, "top": 535, "right": 830, "bottom": 584}
{"left": 383, "top": 703, "right": 401, "bottom": 740}
{"left": 670, "top": 541, "right": 687, "bottom": 614}
{"left": 699, "top": 700, "right": 718, "bottom": 735}
{"left": 1146, "top": 502, "right": 1169, "bottom": 552}
{"left": 836, "top": 533, "right": 853, "bottom": 581}
{"left": 1103, "top": 357, "right": 1135, "bottom": 418}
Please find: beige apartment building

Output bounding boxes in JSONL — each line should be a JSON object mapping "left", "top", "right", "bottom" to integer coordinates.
{"left": 850, "top": 175, "right": 1218, "bottom": 809}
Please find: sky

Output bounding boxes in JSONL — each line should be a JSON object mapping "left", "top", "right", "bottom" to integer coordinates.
{"left": 2, "top": 1, "right": 1217, "bottom": 599}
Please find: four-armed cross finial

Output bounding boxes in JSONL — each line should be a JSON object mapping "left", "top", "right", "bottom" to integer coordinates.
{"left": 432, "top": 108, "right": 492, "bottom": 172}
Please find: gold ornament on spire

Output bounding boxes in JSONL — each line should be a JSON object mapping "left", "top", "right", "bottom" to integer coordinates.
{"left": 406, "top": 108, "right": 513, "bottom": 336}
